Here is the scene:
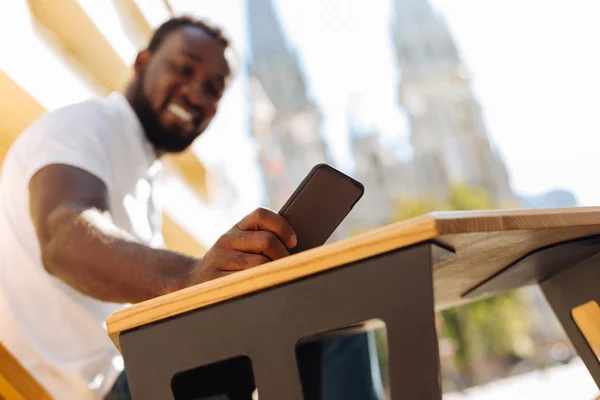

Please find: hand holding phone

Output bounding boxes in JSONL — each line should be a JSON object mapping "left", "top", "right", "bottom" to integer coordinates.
{"left": 278, "top": 163, "right": 364, "bottom": 255}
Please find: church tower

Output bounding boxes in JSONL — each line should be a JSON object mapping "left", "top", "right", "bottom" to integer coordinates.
{"left": 345, "top": 96, "right": 397, "bottom": 229}
{"left": 390, "top": 0, "right": 515, "bottom": 205}
{"left": 246, "top": 0, "right": 330, "bottom": 209}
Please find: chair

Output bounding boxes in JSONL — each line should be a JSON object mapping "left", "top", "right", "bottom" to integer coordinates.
{"left": 0, "top": 342, "right": 52, "bottom": 400}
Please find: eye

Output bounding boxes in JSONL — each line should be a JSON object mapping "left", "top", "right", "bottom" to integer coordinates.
{"left": 179, "top": 63, "right": 195, "bottom": 78}
{"left": 170, "top": 60, "right": 194, "bottom": 78}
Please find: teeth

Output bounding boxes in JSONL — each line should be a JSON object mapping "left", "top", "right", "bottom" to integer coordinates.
{"left": 167, "top": 103, "right": 192, "bottom": 122}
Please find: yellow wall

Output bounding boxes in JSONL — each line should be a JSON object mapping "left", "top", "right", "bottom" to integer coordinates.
{"left": 0, "top": 70, "right": 45, "bottom": 164}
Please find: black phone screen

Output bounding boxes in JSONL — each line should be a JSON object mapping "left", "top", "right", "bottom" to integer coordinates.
{"left": 279, "top": 164, "right": 364, "bottom": 255}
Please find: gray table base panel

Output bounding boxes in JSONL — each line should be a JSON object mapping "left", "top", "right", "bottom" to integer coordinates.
{"left": 541, "top": 254, "right": 600, "bottom": 388}
{"left": 463, "top": 235, "right": 600, "bottom": 389}
{"left": 119, "top": 243, "right": 442, "bottom": 400}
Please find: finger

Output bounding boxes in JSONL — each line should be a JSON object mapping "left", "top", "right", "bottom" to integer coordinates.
{"left": 229, "top": 230, "right": 289, "bottom": 261}
{"left": 221, "top": 252, "right": 271, "bottom": 271}
{"left": 236, "top": 207, "right": 297, "bottom": 248}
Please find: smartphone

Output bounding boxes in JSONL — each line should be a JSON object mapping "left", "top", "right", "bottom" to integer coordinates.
{"left": 278, "top": 163, "right": 364, "bottom": 255}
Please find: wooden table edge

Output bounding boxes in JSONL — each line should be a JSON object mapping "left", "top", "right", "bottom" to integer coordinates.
{"left": 106, "top": 207, "right": 600, "bottom": 351}
{"left": 107, "top": 214, "right": 439, "bottom": 350}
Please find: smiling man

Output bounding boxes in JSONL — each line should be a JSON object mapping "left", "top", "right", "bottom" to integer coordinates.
{"left": 0, "top": 16, "right": 382, "bottom": 400}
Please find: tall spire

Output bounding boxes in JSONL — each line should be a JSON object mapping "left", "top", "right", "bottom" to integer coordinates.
{"left": 246, "top": 0, "right": 330, "bottom": 210}
{"left": 391, "top": 0, "right": 461, "bottom": 79}
{"left": 390, "top": 0, "right": 515, "bottom": 204}
{"left": 246, "top": 0, "right": 312, "bottom": 115}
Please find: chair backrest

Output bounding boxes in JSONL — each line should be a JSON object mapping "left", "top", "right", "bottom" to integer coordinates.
{"left": 0, "top": 343, "right": 52, "bottom": 400}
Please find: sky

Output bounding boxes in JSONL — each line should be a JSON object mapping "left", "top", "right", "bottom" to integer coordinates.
{"left": 432, "top": 0, "right": 600, "bottom": 206}
{"left": 170, "top": 0, "right": 600, "bottom": 209}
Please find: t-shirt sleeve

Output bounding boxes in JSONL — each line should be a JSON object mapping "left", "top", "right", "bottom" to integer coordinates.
{"left": 24, "top": 103, "right": 116, "bottom": 188}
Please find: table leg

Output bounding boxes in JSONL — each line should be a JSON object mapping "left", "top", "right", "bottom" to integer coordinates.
{"left": 119, "top": 243, "right": 443, "bottom": 399}
{"left": 541, "top": 254, "right": 600, "bottom": 388}
{"left": 251, "top": 342, "right": 304, "bottom": 400}
{"left": 385, "top": 263, "right": 440, "bottom": 399}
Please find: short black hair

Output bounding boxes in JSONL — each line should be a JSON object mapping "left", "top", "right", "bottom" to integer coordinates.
{"left": 147, "top": 15, "right": 231, "bottom": 52}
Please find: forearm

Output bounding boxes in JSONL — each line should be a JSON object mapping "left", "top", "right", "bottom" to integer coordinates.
{"left": 41, "top": 206, "right": 198, "bottom": 303}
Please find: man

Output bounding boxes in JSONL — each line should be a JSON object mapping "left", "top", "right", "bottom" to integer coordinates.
{"left": 0, "top": 16, "right": 382, "bottom": 399}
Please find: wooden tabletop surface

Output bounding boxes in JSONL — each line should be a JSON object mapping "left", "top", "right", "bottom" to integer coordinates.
{"left": 107, "top": 207, "right": 600, "bottom": 350}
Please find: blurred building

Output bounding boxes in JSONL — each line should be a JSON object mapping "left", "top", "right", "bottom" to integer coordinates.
{"left": 392, "top": 0, "right": 516, "bottom": 204}
{"left": 246, "top": 0, "right": 517, "bottom": 237}
{"left": 338, "top": 0, "right": 519, "bottom": 233}
{"left": 519, "top": 189, "right": 578, "bottom": 209}
{"left": 344, "top": 95, "right": 423, "bottom": 230}
{"left": 245, "top": 0, "right": 578, "bottom": 256}
{"left": 391, "top": 0, "right": 515, "bottom": 206}
{"left": 246, "top": 0, "right": 331, "bottom": 210}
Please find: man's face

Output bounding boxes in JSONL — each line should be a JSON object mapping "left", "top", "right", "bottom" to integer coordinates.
{"left": 133, "top": 26, "right": 233, "bottom": 153}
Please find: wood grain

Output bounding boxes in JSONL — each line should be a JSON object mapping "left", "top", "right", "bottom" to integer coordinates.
{"left": 107, "top": 207, "right": 600, "bottom": 350}
{"left": 432, "top": 206, "right": 600, "bottom": 233}
{"left": 0, "top": 343, "right": 52, "bottom": 400}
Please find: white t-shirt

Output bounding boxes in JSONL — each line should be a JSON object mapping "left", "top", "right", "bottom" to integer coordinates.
{"left": 0, "top": 92, "right": 164, "bottom": 399}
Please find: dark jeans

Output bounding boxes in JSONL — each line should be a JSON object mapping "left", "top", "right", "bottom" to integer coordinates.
{"left": 104, "top": 332, "right": 383, "bottom": 400}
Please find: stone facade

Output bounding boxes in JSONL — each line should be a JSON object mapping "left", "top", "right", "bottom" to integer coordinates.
{"left": 248, "top": 0, "right": 517, "bottom": 236}
{"left": 390, "top": 0, "right": 515, "bottom": 204}
{"left": 344, "top": 0, "right": 517, "bottom": 232}
{"left": 246, "top": 0, "right": 330, "bottom": 210}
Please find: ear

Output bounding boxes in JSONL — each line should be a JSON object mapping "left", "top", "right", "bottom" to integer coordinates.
{"left": 133, "top": 50, "right": 151, "bottom": 75}
{"left": 224, "top": 47, "right": 239, "bottom": 81}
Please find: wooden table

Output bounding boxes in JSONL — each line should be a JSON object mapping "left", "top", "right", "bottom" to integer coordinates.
{"left": 107, "top": 207, "right": 600, "bottom": 399}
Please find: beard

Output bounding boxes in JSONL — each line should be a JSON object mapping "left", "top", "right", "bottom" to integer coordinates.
{"left": 129, "top": 71, "right": 196, "bottom": 154}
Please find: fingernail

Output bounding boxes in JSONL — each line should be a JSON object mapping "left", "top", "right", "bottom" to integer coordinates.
{"left": 290, "top": 234, "right": 297, "bottom": 248}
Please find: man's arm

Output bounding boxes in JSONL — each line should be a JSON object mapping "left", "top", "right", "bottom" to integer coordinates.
{"left": 29, "top": 164, "right": 296, "bottom": 304}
